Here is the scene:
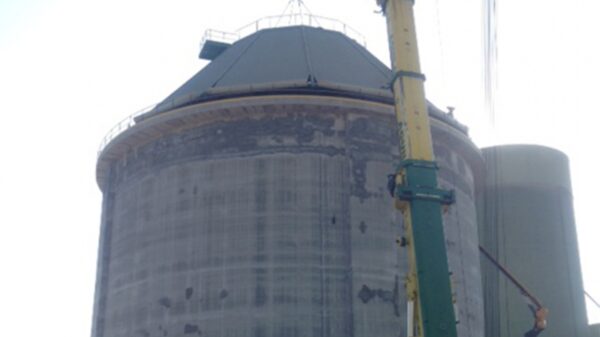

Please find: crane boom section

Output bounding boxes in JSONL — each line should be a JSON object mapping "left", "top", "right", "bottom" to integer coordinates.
{"left": 377, "top": 1, "right": 458, "bottom": 337}
{"left": 382, "top": 0, "right": 434, "bottom": 161}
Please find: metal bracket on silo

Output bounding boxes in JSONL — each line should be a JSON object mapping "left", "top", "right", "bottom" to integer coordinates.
{"left": 394, "top": 160, "right": 455, "bottom": 205}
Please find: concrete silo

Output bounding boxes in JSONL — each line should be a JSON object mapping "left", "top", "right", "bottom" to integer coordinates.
{"left": 590, "top": 324, "right": 600, "bottom": 337}
{"left": 92, "top": 25, "right": 484, "bottom": 337}
{"left": 477, "top": 145, "right": 588, "bottom": 337}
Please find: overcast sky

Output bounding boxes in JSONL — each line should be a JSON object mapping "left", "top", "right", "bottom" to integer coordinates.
{"left": 0, "top": 0, "right": 598, "bottom": 336}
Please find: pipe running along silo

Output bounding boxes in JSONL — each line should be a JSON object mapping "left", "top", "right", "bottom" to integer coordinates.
{"left": 477, "top": 145, "right": 588, "bottom": 337}
{"left": 92, "top": 25, "right": 484, "bottom": 337}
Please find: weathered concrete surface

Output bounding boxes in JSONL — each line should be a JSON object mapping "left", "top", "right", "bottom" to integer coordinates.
{"left": 93, "top": 96, "right": 484, "bottom": 337}
{"left": 590, "top": 324, "right": 600, "bottom": 337}
{"left": 477, "top": 145, "right": 588, "bottom": 337}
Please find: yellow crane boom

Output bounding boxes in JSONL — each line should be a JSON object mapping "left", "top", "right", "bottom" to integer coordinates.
{"left": 376, "top": 1, "right": 459, "bottom": 336}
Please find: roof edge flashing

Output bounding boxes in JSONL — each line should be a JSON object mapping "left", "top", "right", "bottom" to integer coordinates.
{"left": 146, "top": 81, "right": 394, "bottom": 118}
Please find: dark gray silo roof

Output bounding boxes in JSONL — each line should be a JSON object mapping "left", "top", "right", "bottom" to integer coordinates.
{"left": 150, "top": 26, "right": 393, "bottom": 115}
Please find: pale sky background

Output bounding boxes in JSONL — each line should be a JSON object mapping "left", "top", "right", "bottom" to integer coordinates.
{"left": 0, "top": 0, "right": 598, "bottom": 336}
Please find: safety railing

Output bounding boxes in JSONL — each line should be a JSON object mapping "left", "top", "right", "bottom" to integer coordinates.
{"left": 201, "top": 13, "right": 367, "bottom": 49}
{"left": 239, "top": 14, "right": 366, "bottom": 47}
{"left": 200, "top": 29, "right": 241, "bottom": 46}
{"left": 97, "top": 103, "right": 157, "bottom": 156}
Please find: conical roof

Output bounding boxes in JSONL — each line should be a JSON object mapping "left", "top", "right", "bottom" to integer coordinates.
{"left": 151, "top": 26, "right": 393, "bottom": 114}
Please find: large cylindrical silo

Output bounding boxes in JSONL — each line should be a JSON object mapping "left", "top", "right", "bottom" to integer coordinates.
{"left": 477, "top": 145, "right": 588, "bottom": 337}
{"left": 92, "top": 25, "right": 484, "bottom": 337}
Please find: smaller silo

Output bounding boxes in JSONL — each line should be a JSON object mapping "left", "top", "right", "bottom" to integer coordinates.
{"left": 477, "top": 145, "right": 588, "bottom": 337}
{"left": 590, "top": 323, "right": 600, "bottom": 337}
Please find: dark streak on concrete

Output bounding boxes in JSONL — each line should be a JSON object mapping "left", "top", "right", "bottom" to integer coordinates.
{"left": 185, "top": 287, "right": 194, "bottom": 300}
{"left": 109, "top": 113, "right": 400, "bottom": 194}
{"left": 254, "top": 325, "right": 266, "bottom": 337}
{"left": 184, "top": 324, "right": 200, "bottom": 335}
{"left": 255, "top": 284, "right": 267, "bottom": 307}
{"left": 255, "top": 158, "right": 268, "bottom": 308}
{"left": 158, "top": 297, "right": 172, "bottom": 309}
{"left": 112, "top": 114, "right": 339, "bottom": 186}
{"left": 346, "top": 117, "right": 398, "bottom": 202}
{"left": 357, "top": 276, "right": 400, "bottom": 317}
{"left": 136, "top": 329, "right": 150, "bottom": 337}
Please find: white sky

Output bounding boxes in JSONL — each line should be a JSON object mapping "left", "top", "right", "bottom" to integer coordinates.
{"left": 0, "top": 0, "right": 598, "bottom": 336}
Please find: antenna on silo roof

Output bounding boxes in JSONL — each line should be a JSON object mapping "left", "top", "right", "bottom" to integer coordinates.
{"left": 277, "top": 0, "right": 320, "bottom": 26}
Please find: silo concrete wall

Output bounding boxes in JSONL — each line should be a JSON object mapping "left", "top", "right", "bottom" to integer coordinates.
{"left": 93, "top": 96, "right": 483, "bottom": 337}
{"left": 477, "top": 145, "right": 588, "bottom": 337}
